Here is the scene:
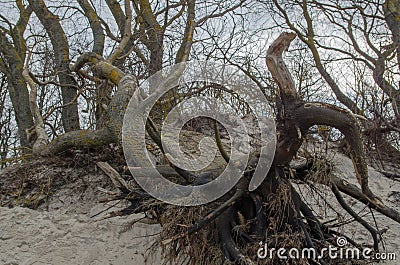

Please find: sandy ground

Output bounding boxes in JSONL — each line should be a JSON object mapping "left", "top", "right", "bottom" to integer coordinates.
{"left": 0, "top": 207, "right": 161, "bottom": 265}
{"left": 0, "top": 149, "right": 399, "bottom": 264}
{"left": 0, "top": 161, "right": 163, "bottom": 265}
{"left": 294, "top": 151, "right": 400, "bottom": 265}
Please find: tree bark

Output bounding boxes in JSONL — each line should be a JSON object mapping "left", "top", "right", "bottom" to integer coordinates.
{"left": 77, "top": 0, "right": 105, "bottom": 55}
{"left": 0, "top": 27, "right": 33, "bottom": 148}
{"left": 28, "top": 0, "right": 80, "bottom": 132}
{"left": 33, "top": 53, "right": 136, "bottom": 156}
{"left": 384, "top": 0, "right": 400, "bottom": 70}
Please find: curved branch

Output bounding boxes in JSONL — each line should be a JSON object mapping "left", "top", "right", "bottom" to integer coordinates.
{"left": 105, "top": 0, "right": 126, "bottom": 33}
{"left": 267, "top": 32, "right": 373, "bottom": 198}
{"left": 39, "top": 128, "right": 114, "bottom": 156}
{"left": 217, "top": 208, "right": 244, "bottom": 261}
{"left": 273, "top": 1, "right": 362, "bottom": 114}
{"left": 295, "top": 102, "right": 372, "bottom": 197}
{"left": 300, "top": 0, "right": 362, "bottom": 114}
{"left": 33, "top": 54, "right": 137, "bottom": 155}
{"left": 35, "top": 76, "right": 134, "bottom": 156}
{"left": 71, "top": 52, "right": 125, "bottom": 85}
{"left": 292, "top": 159, "right": 400, "bottom": 224}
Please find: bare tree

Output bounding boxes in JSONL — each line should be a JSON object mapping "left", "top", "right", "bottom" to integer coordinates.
{"left": 0, "top": 1, "right": 399, "bottom": 264}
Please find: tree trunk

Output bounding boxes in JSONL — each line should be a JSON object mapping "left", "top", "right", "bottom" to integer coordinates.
{"left": 0, "top": 33, "right": 33, "bottom": 148}
{"left": 29, "top": 0, "right": 80, "bottom": 132}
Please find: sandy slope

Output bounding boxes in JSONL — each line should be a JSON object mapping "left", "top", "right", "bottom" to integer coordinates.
{"left": 0, "top": 206, "right": 161, "bottom": 265}
{"left": 294, "top": 151, "right": 400, "bottom": 265}
{"left": 0, "top": 164, "right": 162, "bottom": 265}
{"left": 0, "top": 150, "right": 399, "bottom": 264}
{"left": 335, "top": 153, "right": 399, "bottom": 265}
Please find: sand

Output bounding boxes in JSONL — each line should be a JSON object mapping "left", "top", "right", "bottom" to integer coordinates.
{"left": 0, "top": 206, "right": 161, "bottom": 265}
{"left": 0, "top": 150, "right": 399, "bottom": 264}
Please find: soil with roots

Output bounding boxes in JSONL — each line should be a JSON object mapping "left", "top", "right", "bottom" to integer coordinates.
{"left": 0, "top": 142, "right": 399, "bottom": 265}
{"left": 0, "top": 148, "right": 162, "bottom": 264}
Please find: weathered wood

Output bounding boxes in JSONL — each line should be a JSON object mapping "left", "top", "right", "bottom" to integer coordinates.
{"left": 295, "top": 102, "right": 372, "bottom": 197}
{"left": 97, "top": 161, "right": 130, "bottom": 192}
{"left": 266, "top": 32, "right": 298, "bottom": 102}
{"left": 22, "top": 51, "right": 49, "bottom": 154}
{"left": 332, "top": 176, "right": 400, "bottom": 223}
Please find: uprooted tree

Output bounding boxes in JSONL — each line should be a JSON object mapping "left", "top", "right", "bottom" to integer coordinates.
{"left": 0, "top": 0, "right": 400, "bottom": 264}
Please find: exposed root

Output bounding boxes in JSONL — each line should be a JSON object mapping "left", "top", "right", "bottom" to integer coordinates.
{"left": 163, "top": 178, "right": 248, "bottom": 244}
{"left": 218, "top": 207, "right": 244, "bottom": 261}
{"left": 331, "top": 184, "right": 379, "bottom": 252}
